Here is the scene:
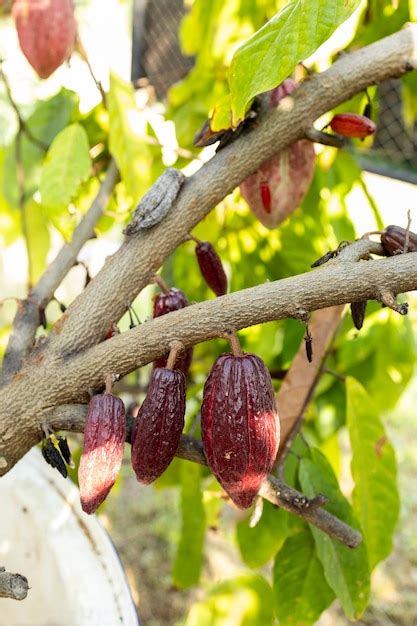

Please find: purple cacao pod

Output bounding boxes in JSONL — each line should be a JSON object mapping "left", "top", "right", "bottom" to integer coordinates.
{"left": 131, "top": 367, "right": 186, "bottom": 483}
{"left": 195, "top": 241, "right": 228, "bottom": 296}
{"left": 201, "top": 353, "right": 280, "bottom": 509}
{"left": 153, "top": 287, "right": 193, "bottom": 375}
{"left": 381, "top": 225, "right": 417, "bottom": 256}
{"left": 78, "top": 393, "right": 126, "bottom": 514}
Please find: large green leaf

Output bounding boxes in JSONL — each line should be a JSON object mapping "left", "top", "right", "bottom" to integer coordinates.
{"left": 3, "top": 89, "right": 78, "bottom": 207}
{"left": 229, "top": 0, "right": 361, "bottom": 124}
{"left": 236, "top": 500, "right": 288, "bottom": 568}
{"left": 299, "top": 449, "right": 370, "bottom": 620}
{"left": 108, "top": 72, "right": 151, "bottom": 202}
{"left": 185, "top": 574, "right": 274, "bottom": 626}
{"left": 273, "top": 526, "right": 335, "bottom": 626}
{"left": 40, "top": 124, "right": 91, "bottom": 210}
{"left": 24, "top": 200, "right": 50, "bottom": 286}
{"left": 346, "top": 377, "right": 399, "bottom": 570}
{"left": 172, "top": 463, "right": 206, "bottom": 588}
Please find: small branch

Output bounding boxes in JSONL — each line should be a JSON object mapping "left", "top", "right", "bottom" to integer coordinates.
{"left": 44, "top": 405, "right": 361, "bottom": 548}
{"left": 1, "top": 160, "right": 120, "bottom": 385}
{"left": 0, "top": 567, "right": 29, "bottom": 601}
{"left": 75, "top": 37, "right": 107, "bottom": 107}
{"left": 305, "top": 127, "right": 345, "bottom": 148}
{"left": 404, "top": 209, "right": 412, "bottom": 253}
{"left": 379, "top": 291, "right": 409, "bottom": 315}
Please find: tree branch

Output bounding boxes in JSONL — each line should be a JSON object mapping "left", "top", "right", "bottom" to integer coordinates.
{"left": 43, "top": 26, "right": 417, "bottom": 358}
{"left": 1, "top": 160, "right": 119, "bottom": 385}
{"left": 0, "top": 567, "right": 29, "bottom": 601}
{"left": 44, "top": 405, "right": 362, "bottom": 548}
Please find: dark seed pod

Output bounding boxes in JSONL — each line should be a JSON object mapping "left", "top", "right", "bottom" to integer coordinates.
{"left": 304, "top": 329, "right": 313, "bottom": 363}
{"left": 41, "top": 438, "right": 67, "bottom": 478}
{"left": 153, "top": 288, "right": 193, "bottom": 375}
{"left": 381, "top": 225, "right": 417, "bottom": 256}
{"left": 351, "top": 301, "right": 367, "bottom": 330}
{"left": 311, "top": 250, "right": 336, "bottom": 268}
{"left": 201, "top": 353, "right": 280, "bottom": 509}
{"left": 131, "top": 368, "right": 186, "bottom": 484}
{"left": 56, "top": 435, "right": 72, "bottom": 466}
{"left": 195, "top": 241, "right": 228, "bottom": 296}
{"left": 78, "top": 393, "right": 126, "bottom": 514}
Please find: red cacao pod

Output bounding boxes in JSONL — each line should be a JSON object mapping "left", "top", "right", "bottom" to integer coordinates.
{"left": 195, "top": 241, "right": 228, "bottom": 296}
{"left": 13, "top": 0, "right": 76, "bottom": 79}
{"left": 153, "top": 287, "right": 193, "bottom": 375}
{"left": 201, "top": 353, "right": 280, "bottom": 509}
{"left": 381, "top": 225, "right": 417, "bottom": 256}
{"left": 131, "top": 367, "right": 186, "bottom": 483}
{"left": 78, "top": 393, "right": 126, "bottom": 514}
{"left": 329, "top": 113, "right": 376, "bottom": 138}
{"left": 240, "top": 79, "right": 315, "bottom": 229}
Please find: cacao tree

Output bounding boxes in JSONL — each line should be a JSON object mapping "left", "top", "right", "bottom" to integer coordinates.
{"left": 0, "top": 1, "right": 417, "bottom": 624}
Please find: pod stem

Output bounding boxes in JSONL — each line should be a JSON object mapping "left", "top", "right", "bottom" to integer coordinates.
{"left": 105, "top": 374, "right": 114, "bottom": 394}
{"left": 187, "top": 234, "right": 201, "bottom": 244}
{"left": 166, "top": 341, "right": 184, "bottom": 370}
{"left": 153, "top": 275, "right": 171, "bottom": 294}
{"left": 227, "top": 331, "right": 243, "bottom": 357}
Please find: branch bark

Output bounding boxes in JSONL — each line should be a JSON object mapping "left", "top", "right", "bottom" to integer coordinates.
{"left": 41, "top": 26, "right": 417, "bottom": 358}
{"left": 1, "top": 160, "right": 119, "bottom": 385}
{"left": 0, "top": 567, "right": 29, "bottom": 601}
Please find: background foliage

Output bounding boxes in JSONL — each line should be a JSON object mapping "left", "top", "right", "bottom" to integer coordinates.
{"left": 1, "top": 0, "right": 417, "bottom": 624}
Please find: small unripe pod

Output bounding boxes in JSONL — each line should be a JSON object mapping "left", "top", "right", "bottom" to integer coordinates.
{"left": 78, "top": 393, "right": 126, "bottom": 514}
{"left": 153, "top": 287, "right": 193, "bottom": 375}
{"left": 381, "top": 225, "right": 417, "bottom": 256}
{"left": 131, "top": 368, "right": 186, "bottom": 484}
{"left": 195, "top": 241, "right": 228, "bottom": 296}
{"left": 351, "top": 301, "right": 367, "bottom": 330}
{"left": 329, "top": 113, "right": 376, "bottom": 138}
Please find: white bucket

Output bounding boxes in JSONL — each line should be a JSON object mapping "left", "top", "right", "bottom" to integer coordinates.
{"left": 0, "top": 448, "right": 139, "bottom": 626}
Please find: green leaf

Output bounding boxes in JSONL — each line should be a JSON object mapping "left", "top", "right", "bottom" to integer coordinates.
{"left": 3, "top": 89, "right": 78, "bottom": 207}
{"left": 229, "top": 0, "right": 361, "bottom": 124}
{"left": 185, "top": 574, "right": 274, "bottom": 626}
{"left": 172, "top": 463, "right": 206, "bottom": 588}
{"left": 236, "top": 500, "right": 288, "bottom": 568}
{"left": 40, "top": 124, "right": 91, "bottom": 210}
{"left": 108, "top": 72, "right": 151, "bottom": 202}
{"left": 410, "top": 0, "right": 417, "bottom": 21}
{"left": 24, "top": 200, "right": 50, "bottom": 285}
{"left": 299, "top": 449, "right": 370, "bottom": 620}
{"left": 273, "top": 526, "right": 335, "bottom": 626}
{"left": 346, "top": 377, "right": 399, "bottom": 570}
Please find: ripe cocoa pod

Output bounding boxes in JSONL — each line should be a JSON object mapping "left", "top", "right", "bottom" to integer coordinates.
{"left": 351, "top": 301, "right": 367, "bottom": 330}
{"left": 13, "top": 0, "right": 76, "bottom": 79}
{"left": 240, "top": 79, "right": 315, "bottom": 229}
{"left": 153, "top": 287, "right": 193, "bottom": 375}
{"left": 195, "top": 241, "right": 228, "bottom": 296}
{"left": 78, "top": 393, "right": 126, "bottom": 514}
{"left": 381, "top": 225, "right": 417, "bottom": 256}
{"left": 329, "top": 113, "right": 376, "bottom": 138}
{"left": 131, "top": 368, "right": 186, "bottom": 484}
{"left": 201, "top": 353, "right": 280, "bottom": 509}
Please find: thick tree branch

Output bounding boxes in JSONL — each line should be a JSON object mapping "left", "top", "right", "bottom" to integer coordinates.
{"left": 0, "top": 567, "right": 29, "bottom": 601}
{"left": 43, "top": 26, "right": 417, "bottom": 358}
{"left": 44, "top": 405, "right": 361, "bottom": 548}
{"left": 1, "top": 160, "right": 119, "bottom": 385}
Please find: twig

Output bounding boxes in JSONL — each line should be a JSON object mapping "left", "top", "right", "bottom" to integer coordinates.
{"left": 1, "top": 160, "right": 120, "bottom": 385}
{"left": 403, "top": 209, "right": 412, "bottom": 253}
{"left": 75, "top": 37, "right": 107, "bottom": 107}
{"left": 0, "top": 567, "right": 29, "bottom": 601}
{"left": 0, "top": 63, "right": 48, "bottom": 151}
{"left": 379, "top": 291, "right": 409, "bottom": 315}
{"left": 305, "top": 127, "right": 345, "bottom": 148}
{"left": 43, "top": 405, "right": 361, "bottom": 548}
